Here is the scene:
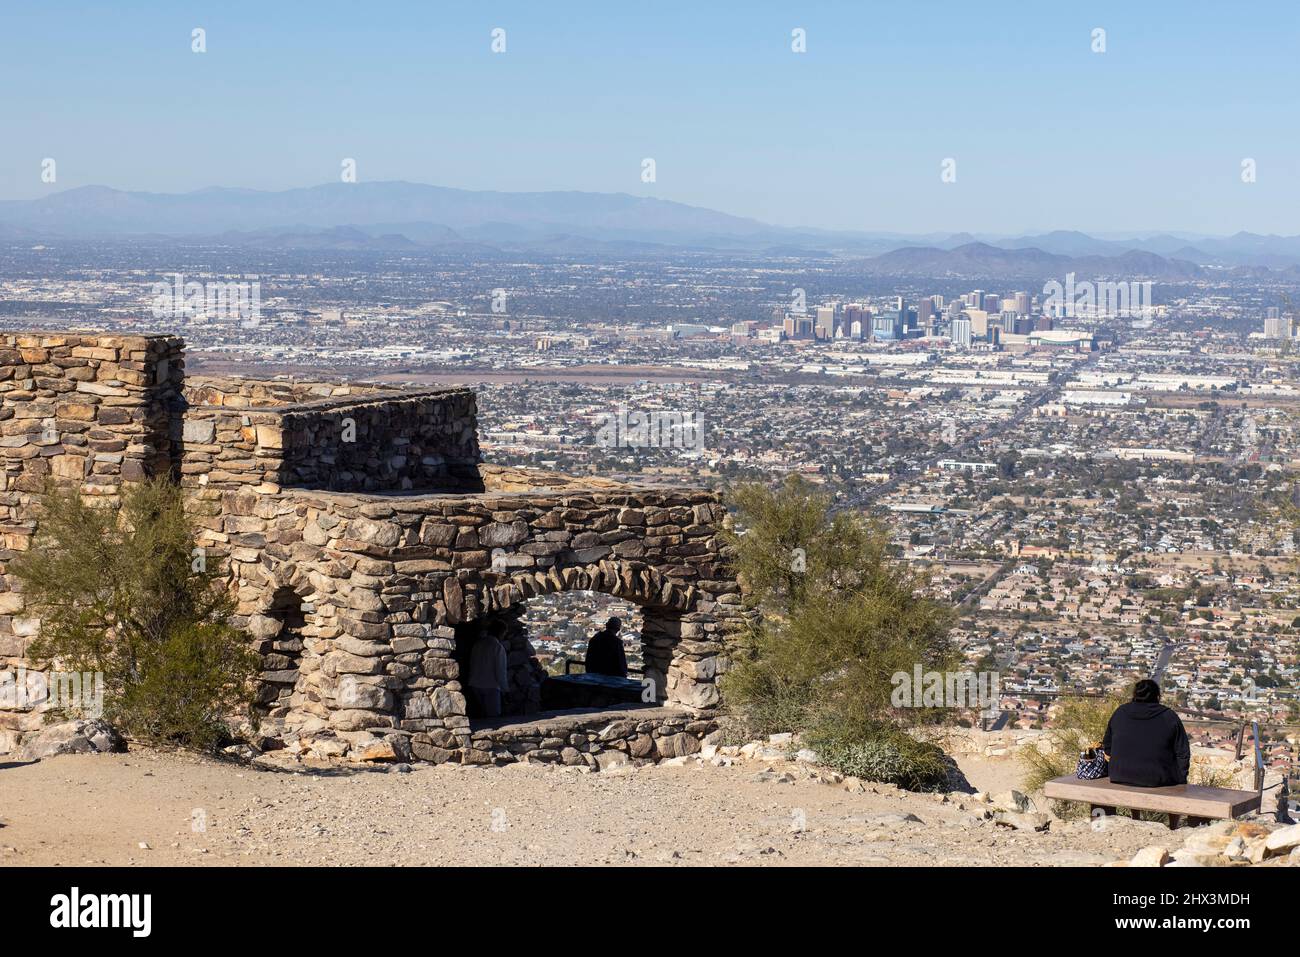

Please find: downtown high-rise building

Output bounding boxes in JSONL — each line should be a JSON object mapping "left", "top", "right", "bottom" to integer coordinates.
{"left": 950, "top": 316, "right": 972, "bottom": 349}
{"left": 873, "top": 310, "right": 904, "bottom": 340}
{"left": 815, "top": 305, "right": 837, "bottom": 339}
{"left": 843, "top": 304, "right": 870, "bottom": 340}
{"left": 917, "top": 298, "right": 935, "bottom": 331}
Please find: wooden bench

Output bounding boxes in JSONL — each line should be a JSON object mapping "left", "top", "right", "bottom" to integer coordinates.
{"left": 1044, "top": 775, "right": 1261, "bottom": 829}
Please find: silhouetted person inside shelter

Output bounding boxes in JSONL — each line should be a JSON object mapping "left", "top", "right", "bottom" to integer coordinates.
{"left": 467, "top": 620, "right": 509, "bottom": 717}
{"left": 584, "top": 617, "right": 628, "bottom": 679}
{"left": 1101, "top": 679, "right": 1191, "bottom": 787}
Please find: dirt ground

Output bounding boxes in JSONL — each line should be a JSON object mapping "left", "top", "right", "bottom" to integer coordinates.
{"left": 0, "top": 749, "right": 1184, "bottom": 867}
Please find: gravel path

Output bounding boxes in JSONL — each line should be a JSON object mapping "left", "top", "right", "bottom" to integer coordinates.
{"left": 0, "top": 749, "right": 1183, "bottom": 866}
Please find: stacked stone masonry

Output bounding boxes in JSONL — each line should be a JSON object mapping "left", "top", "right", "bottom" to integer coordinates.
{"left": 0, "top": 333, "right": 743, "bottom": 763}
{"left": 179, "top": 378, "right": 481, "bottom": 494}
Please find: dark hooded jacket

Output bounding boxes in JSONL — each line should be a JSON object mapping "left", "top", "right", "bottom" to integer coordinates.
{"left": 585, "top": 629, "right": 628, "bottom": 678}
{"left": 1101, "top": 701, "right": 1191, "bottom": 787}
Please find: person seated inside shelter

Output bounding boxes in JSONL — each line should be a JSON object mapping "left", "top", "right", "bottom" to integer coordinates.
{"left": 583, "top": 617, "right": 628, "bottom": 679}
{"left": 467, "top": 620, "right": 509, "bottom": 717}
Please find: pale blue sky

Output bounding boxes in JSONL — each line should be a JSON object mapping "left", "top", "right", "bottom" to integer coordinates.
{"left": 2, "top": 1, "right": 1298, "bottom": 233}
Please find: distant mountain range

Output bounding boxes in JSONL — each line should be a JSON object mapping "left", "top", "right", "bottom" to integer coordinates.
{"left": 3, "top": 182, "right": 1300, "bottom": 275}
{"left": 856, "top": 242, "right": 1206, "bottom": 281}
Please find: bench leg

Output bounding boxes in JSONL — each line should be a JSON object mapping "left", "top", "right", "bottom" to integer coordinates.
{"left": 1167, "top": 814, "right": 1183, "bottom": 830}
{"left": 1186, "top": 816, "right": 1209, "bottom": 828}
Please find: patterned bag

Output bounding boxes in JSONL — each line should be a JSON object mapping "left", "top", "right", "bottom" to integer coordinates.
{"left": 1075, "top": 745, "right": 1109, "bottom": 780}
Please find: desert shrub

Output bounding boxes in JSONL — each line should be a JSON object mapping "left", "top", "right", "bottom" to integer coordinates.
{"left": 721, "top": 476, "right": 959, "bottom": 788}
{"left": 1019, "top": 692, "right": 1127, "bottom": 819}
{"left": 810, "top": 724, "right": 954, "bottom": 791}
{"left": 12, "top": 479, "right": 257, "bottom": 752}
{"left": 1189, "top": 757, "right": 1238, "bottom": 789}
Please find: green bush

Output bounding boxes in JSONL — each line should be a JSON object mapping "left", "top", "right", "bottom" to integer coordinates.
{"left": 13, "top": 479, "right": 258, "bottom": 752}
{"left": 810, "top": 725, "right": 954, "bottom": 792}
{"left": 1019, "top": 692, "right": 1126, "bottom": 819}
{"left": 720, "top": 477, "right": 959, "bottom": 788}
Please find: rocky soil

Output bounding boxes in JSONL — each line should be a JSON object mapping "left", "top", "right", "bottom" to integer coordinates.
{"left": 4, "top": 742, "right": 1295, "bottom": 867}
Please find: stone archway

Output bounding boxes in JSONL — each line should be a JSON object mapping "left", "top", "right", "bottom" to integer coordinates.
{"left": 451, "top": 560, "right": 714, "bottom": 712}
{"left": 478, "top": 560, "right": 697, "bottom": 619}
{"left": 244, "top": 564, "right": 326, "bottom": 740}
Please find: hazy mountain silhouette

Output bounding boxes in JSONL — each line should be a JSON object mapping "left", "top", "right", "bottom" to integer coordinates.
{"left": 3, "top": 182, "right": 1300, "bottom": 266}
{"left": 857, "top": 242, "right": 1204, "bottom": 280}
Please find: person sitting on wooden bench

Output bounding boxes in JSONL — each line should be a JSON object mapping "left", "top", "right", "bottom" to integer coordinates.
{"left": 1101, "top": 679, "right": 1191, "bottom": 788}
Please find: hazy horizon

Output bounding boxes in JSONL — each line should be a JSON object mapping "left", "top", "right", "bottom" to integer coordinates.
{"left": 7, "top": 180, "right": 1296, "bottom": 243}
{"left": 3, "top": 1, "right": 1299, "bottom": 235}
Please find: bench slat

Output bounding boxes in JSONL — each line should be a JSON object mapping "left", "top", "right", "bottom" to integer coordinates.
{"left": 1043, "top": 775, "right": 1260, "bottom": 819}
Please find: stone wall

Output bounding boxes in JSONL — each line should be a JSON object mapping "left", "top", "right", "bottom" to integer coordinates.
{"left": 182, "top": 375, "right": 390, "bottom": 409}
{"left": 0, "top": 333, "right": 185, "bottom": 747}
{"left": 0, "top": 332, "right": 744, "bottom": 765}
{"left": 462, "top": 706, "right": 715, "bottom": 768}
{"left": 208, "top": 483, "right": 741, "bottom": 763}
{"left": 180, "top": 387, "right": 482, "bottom": 493}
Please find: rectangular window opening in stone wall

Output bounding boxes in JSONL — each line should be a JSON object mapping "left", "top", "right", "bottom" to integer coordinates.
{"left": 457, "top": 591, "right": 677, "bottom": 730}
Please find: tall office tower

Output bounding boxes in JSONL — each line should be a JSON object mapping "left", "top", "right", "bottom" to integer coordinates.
{"left": 999, "top": 310, "right": 1018, "bottom": 333}
{"left": 984, "top": 294, "right": 1001, "bottom": 313}
{"left": 815, "top": 305, "right": 837, "bottom": 339}
{"left": 1035, "top": 314, "right": 1053, "bottom": 332}
{"left": 782, "top": 314, "right": 798, "bottom": 339}
{"left": 873, "top": 310, "right": 903, "bottom": 340}
{"left": 1014, "top": 315, "right": 1035, "bottom": 335}
{"left": 894, "top": 296, "right": 905, "bottom": 312}
{"left": 1015, "top": 291, "right": 1031, "bottom": 315}
{"left": 844, "top": 304, "right": 870, "bottom": 339}
{"left": 969, "top": 290, "right": 984, "bottom": 309}
{"left": 966, "top": 309, "right": 989, "bottom": 337}
{"left": 951, "top": 317, "right": 972, "bottom": 349}
{"left": 917, "top": 298, "right": 935, "bottom": 328}
{"left": 842, "top": 305, "right": 857, "bottom": 337}
{"left": 1265, "top": 312, "right": 1283, "bottom": 338}
{"left": 946, "top": 300, "right": 963, "bottom": 320}
{"left": 931, "top": 294, "right": 945, "bottom": 310}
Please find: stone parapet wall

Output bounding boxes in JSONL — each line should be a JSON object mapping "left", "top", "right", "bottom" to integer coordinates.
{"left": 462, "top": 706, "right": 717, "bottom": 768}
{"left": 183, "top": 375, "right": 392, "bottom": 409}
{"left": 180, "top": 387, "right": 481, "bottom": 493}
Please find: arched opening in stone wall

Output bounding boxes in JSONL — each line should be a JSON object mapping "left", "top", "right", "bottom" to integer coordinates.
{"left": 456, "top": 589, "right": 680, "bottom": 727}
{"left": 253, "top": 586, "right": 306, "bottom": 723}
{"left": 522, "top": 591, "right": 644, "bottom": 677}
